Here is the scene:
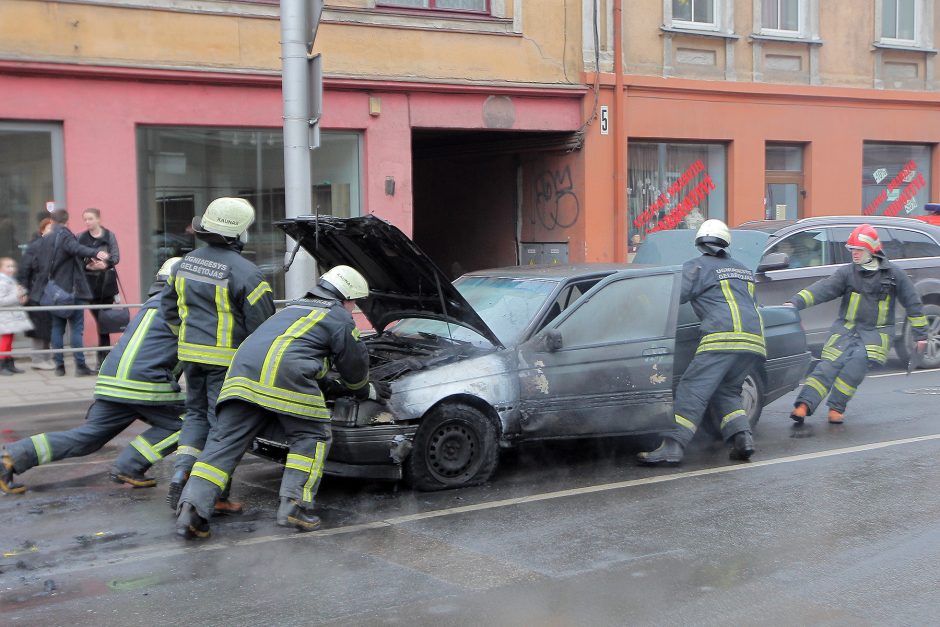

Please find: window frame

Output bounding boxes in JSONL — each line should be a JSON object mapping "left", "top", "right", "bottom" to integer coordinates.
{"left": 670, "top": 0, "right": 720, "bottom": 31}
{"left": 375, "top": 0, "right": 491, "bottom": 15}
{"left": 880, "top": 0, "right": 921, "bottom": 46}
{"left": 760, "top": 0, "right": 803, "bottom": 37}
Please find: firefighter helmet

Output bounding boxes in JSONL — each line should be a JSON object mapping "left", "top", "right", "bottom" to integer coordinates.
{"left": 319, "top": 265, "right": 369, "bottom": 300}
{"left": 695, "top": 219, "right": 731, "bottom": 255}
{"left": 193, "top": 197, "right": 255, "bottom": 242}
{"left": 845, "top": 224, "right": 882, "bottom": 255}
{"left": 156, "top": 257, "right": 182, "bottom": 279}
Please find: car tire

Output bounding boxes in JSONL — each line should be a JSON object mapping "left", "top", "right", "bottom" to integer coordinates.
{"left": 896, "top": 303, "right": 940, "bottom": 369}
{"left": 405, "top": 403, "right": 499, "bottom": 491}
{"left": 701, "top": 369, "right": 765, "bottom": 440}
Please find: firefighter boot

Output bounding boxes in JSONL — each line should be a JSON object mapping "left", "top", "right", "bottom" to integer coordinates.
{"left": 166, "top": 470, "right": 188, "bottom": 510}
{"left": 636, "top": 438, "right": 684, "bottom": 465}
{"left": 790, "top": 402, "right": 809, "bottom": 424}
{"left": 828, "top": 409, "right": 844, "bottom": 425}
{"left": 276, "top": 497, "right": 321, "bottom": 532}
{"left": 0, "top": 453, "right": 26, "bottom": 494}
{"left": 729, "top": 431, "right": 755, "bottom": 461}
{"left": 109, "top": 467, "right": 157, "bottom": 488}
{"left": 176, "top": 503, "right": 210, "bottom": 540}
{"left": 213, "top": 498, "right": 244, "bottom": 515}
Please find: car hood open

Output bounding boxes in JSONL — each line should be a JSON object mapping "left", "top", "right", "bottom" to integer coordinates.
{"left": 276, "top": 215, "right": 503, "bottom": 348}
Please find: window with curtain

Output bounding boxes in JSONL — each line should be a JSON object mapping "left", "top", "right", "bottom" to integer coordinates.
{"left": 762, "top": 0, "right": 799, "bottom": 32}
{"left": 882, "top": 0, "right": 917, "bottom": 42}
{"left": 672, "top": 0, "right": 716, "bottom": 26}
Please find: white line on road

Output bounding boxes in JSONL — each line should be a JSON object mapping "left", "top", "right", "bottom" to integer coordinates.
{"left": 8, "top": 432, "right": 940, "bottom": 579}
{"left": 869, "top": 367, "right": 940, "bottom": 379}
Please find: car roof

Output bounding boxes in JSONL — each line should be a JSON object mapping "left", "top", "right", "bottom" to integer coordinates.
{"left": 463, "top": 263, "right": 631, "bottom": 280}
{"left": 739, "top": 215, "right": 940, "bottom": 240}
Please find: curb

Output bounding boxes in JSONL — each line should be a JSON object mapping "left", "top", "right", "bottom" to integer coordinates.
{"left": 6, "top": 399, "right": 94, "bottom": 419}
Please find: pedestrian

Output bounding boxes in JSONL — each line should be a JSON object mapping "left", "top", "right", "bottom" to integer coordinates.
{"left": 175, "top": 265, "right": 390, "bottom": 539}
{"left": 0, "top": 257, "right": 33, "bottom": 375}
{"left": 33, "top": 209, "right": 110, "bottom": 377}
{"left": 0, "top": 259, "right": 185, "bottom": 495}
{"left": 17, "top": 218, "right": 56, "bottom": 370}
{"left": 637, "top": 219, "right": 764, "bottom": 465}
{"left": 160, "top": 197, "right": 275, "bottom": 512}
{"left": 787, "top": 224, "right": 927, "bottom": 425}
{"left": 78, "top": 207, "right": 121, "bottom": 369}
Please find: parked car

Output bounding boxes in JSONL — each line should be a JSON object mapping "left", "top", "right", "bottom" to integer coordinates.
{"left": 635, "top": 215, "right": 940, "bottom": 368}
{"left": 249, "top": 215, "right": 811, "bottom": 491}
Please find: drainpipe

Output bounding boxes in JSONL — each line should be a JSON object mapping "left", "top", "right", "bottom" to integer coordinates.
{"left": 613, "top": 0, "right": 626, "bottom": 262}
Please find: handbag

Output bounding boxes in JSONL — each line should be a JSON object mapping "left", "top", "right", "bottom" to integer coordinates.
{"left": 39, "top": 232, "right": 76, "bottom": 317}
{"left": 96, "top": 269, "right": 130, "bottom": 334}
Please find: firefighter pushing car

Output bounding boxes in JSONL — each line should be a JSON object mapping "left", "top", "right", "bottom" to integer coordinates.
{"left": 788, "top": 223, "right": 928, "bottom": 424}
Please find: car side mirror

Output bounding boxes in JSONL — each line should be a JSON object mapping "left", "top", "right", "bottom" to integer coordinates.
{"left": 544, "top": 329, "right": 563, "bottom": 352}
{"left": 758, "top": 252, "right": 790, "bottom": 272}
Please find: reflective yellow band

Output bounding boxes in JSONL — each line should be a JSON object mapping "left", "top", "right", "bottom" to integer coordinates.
{"left": 215, "top": 285, "right": 233, "bottom": 350}
{"left": 286, "top": 453, "right": 315, "bottom": 473}
{"left": 219, "top": 378, "right": 330, "bottom": 419}
{"left": 247, "top": 281, "right": 273, "bottom": 306}
{"left": 845, "top": 292, "right": 860, "bottom": 324}
{"left": 261, "top": 310, "right": 327, "bottom": 387}
{"left": 877, "top": 296, "right": 891, "bottom": 327}
{"left": 31, "top": 434, "right": 52, "bottom": 465}
{"left": 178, "top": 342, "right": 237, "bottom": 367}
{"left": 176, "top": 445, "right": 202, "bottom": 457}
{"left": 700, "top": 331, "right": 766, "bottom": 346}
{"left": 720, "top": 280, "right": 742, "bottom": 332}
{"left": 116, "top": 309, "right": 156, "bottom": 381}
{"left": 177, "top": 276, "right": 188, "bottom": 342}
{"left": 720, "top": 409, "right": 746, "bottom": 429}
{"left": 696, "top": 342, "right": 767, "bottom": 357}
{"left": 351, "top": 328, "right": 361, "bottom": 340}
{"left": 909, "top": 315, "right": 928, "bottom": 327}
{"left": 302, "top": 441, "right": 327, "bottom": 503}
{"left": 94, "top": 385, "right": 186, "bottom": 403}
{"left": 316, "top": 357, "right": 330, "bottom": 379}
{"left": 747, "top": 282, "right": 755, "bottom": 298}
{"left": 341, "top": 376, "right": 369, "bottom": 391}
{"left": 191, "top": 462, "right": 229, "bottom": 490}
{"left": 130, "top": 436, "right": 163, "bottom": 464}
{"left": 804, "top": 377, "right": 828, "bottom": 398}
{"left": 797, "top": 289, "right": 814, "bottom": 307}
{"left": 153, "top": 431, "right": 180, "bottom": 453}
{"left": 675, "top": 414, "right": 696, "bottom": 433}
{"left": 821, "top": 348, "right": 842, "bottom": 362}
{"left": 833, "top": 377, "right": 857, "bottom": 398}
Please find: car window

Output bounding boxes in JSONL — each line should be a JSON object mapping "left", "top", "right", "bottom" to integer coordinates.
{"left": 889, "top": 228, "right": 940, "bottom": 258}
{"left": 766, "top": 229, "right": 829, "bottom": 268}
{"left": 555, "top": 274, "right": 674, "bottom": 346}
{"left": 830, "top": 226, "right": 900, "bottom": 262}
{"left": 537, "top": 279, "right": 603, "bottom": 331}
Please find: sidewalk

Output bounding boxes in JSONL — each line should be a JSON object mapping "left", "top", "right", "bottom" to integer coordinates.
{"left": 3, "top": 353, "right": 98, "bottom": 416}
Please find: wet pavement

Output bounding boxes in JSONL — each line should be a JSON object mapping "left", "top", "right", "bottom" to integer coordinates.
{"left": 3, "top": 359, "right": 940, "bottom": 625}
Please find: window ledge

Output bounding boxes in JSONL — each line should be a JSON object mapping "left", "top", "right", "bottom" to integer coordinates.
{"left": 872, "top": 42, "right": 938, "bottom": 55}
{"left": 660, "top": 25, "right": 739, "bottom": 41}
{"left": 749, "top": 33, "right": 823, "bottom": 46}
{"left": 330, "top": 6, "right": 515, "bottom": 35}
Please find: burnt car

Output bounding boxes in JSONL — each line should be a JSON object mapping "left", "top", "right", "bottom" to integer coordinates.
{"left": 635, "top": 215, "right": 940, "bottom": 368}
{"left": 252, "top": 216, "right": 811, "bottom": 491}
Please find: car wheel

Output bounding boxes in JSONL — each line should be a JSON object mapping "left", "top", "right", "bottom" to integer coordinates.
{"left": 702, "top": 369, "right": 765, "bottom": 440}
{"left": 897, "top": 303, "right": 940, "bottom": 369}
{"left": 405, "top": 403, "right": 499, "bottom": 491}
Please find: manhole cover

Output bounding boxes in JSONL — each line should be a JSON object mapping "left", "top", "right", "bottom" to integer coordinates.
{"left": 901, "top": 387, "right": 940, "bottom": 395}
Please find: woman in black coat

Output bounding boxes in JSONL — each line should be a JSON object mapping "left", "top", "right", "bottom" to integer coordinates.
{"left": 78, "top": 207, "right": 121, "bottom": 368}
{"left": 17, "top": 218, "right": 55, "bottom": 370}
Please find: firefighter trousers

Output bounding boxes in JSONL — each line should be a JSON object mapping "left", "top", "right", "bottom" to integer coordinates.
{"left": 796, "top": 335, "right": 870, "bottom": 415}
{"left": 4, "top": 399, "right": 183, "bottom": 475}
{"left": 179, "top": 399, "right": 332, "bottom": 520}
{"left": 666, "top": 352, "right": 762, "bottom": 448}
{"left": 175, "top": 362, "right": 227, "bottom": 474}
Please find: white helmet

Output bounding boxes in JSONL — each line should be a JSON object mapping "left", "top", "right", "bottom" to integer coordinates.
{"left": 319, "top": 265, "right": 369, "bottom": 300}
{"left": 156, "top": 256, "right": 182, "bottom": 279}
{"left": 695, "top": 219, "right": 731, "bottom": 255}
{"left": 193, "top": 197, "right": 255, "bottom": 242}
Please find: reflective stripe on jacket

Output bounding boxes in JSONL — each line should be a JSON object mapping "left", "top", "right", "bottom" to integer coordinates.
{"left": 159, "top": 244, "right": 275, "bottom": 367}
{"left": 217, "top": 288, "right": 369, "bottom": 420}
{"left": 682, "top": 252, "right": 766, "bottom": 357}
{"left": 94, "top": 295, "right": 185, "bottom": 405}
{"left": 792, "top": 259, "right": 926, "bottom": 365}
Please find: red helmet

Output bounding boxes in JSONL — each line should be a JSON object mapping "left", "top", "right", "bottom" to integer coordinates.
{"left": 845, "top": 224, "right": 882, "bottom": 255}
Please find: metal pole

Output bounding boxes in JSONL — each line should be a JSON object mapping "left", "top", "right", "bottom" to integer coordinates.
{"left": 280, "top": 0, "right": 315, "bottom": 299}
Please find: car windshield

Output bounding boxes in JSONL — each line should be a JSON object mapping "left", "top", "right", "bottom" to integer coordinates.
{"left": 633, "top": 229, "right": 770, "bottom": 270}
{"left": 389, "top": 275, "right": 559, "bottom": 347}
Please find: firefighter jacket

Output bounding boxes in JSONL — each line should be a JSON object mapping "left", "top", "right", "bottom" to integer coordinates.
{"left": 94, "top": 295, "right": 185, "bottom": 405}
{"left": 682, "top": 252, "right": 766, "bottom": 357}
{"left": 217, "top": 286, "right": 370, "bottom": 421}
{"left": 792, "top": 260, "right": 927, "bottom": 365}
{"left": 159, "top": 243, "right": 275, "bottom": 367}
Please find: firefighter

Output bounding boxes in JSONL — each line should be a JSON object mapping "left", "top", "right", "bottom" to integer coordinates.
{"left": 175, "top": 265, "right": 389, "bottom": 539}
{"left": 0, "top": 259, "right": 185, "bottom": 494}
{"left": 160, "top": 197, "right": 275, "bottom": 511}
{"left": 637, "top": 219, "right": 765, "bottom": 465}
{"left": 788, "top": 223, "right": 927, "bottom": 425}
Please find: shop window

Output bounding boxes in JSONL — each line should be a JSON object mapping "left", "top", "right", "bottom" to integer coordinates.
{"left": 137, "top": 127, "right": 361, "bottom": 299}
{"left": 672, "top": 0, "right": 717, "bottom": 27}
{"left": 378, "top": 0, "right": 489, "bottom": 13}
{"left": 882, "top": 0, "right": 918, "bottom": 44}
{"left": 0, "top": 122, "right": 65, "bottom": 260}
{"left": 861, "top": 142, "right": 931, "bottom": 218}
{"left": 761, "top": 0, "right": 800, "bottom": 33}
{"left": 628, "top": 141, "right": 727, "bottom": 248}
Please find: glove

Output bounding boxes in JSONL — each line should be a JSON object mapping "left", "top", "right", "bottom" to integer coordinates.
{"left": 916, "top": 339, "right": 927, "bottom": 354}
{"left": 319, "top": 376, "right": 347, "bottom": 400}
{"left": 365, "top": 381, "right": 391, "bottom": 403}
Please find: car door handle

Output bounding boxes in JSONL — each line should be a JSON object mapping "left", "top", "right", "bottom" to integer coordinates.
{"left": 643, "top": 347, "right": 669, "bottom": 356}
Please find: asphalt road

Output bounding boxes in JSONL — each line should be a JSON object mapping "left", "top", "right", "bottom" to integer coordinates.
{"left": 3, "top": 358, "right": 940, "bottom": 626}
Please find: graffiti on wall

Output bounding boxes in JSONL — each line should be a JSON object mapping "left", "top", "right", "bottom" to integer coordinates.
{"left": 534, "top": 165, "right": 580, "bottom": 230}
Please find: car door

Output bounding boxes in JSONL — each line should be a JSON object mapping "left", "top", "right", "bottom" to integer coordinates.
{"left": 755, "top": 227, "right": 840, "bottom": 349}
{"left": 516, "top": 269, "right": 680, "bottom": 439}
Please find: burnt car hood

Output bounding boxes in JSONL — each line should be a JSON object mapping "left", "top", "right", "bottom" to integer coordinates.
{"left": 276, "top": 215, "right": 503, "bottom": 348}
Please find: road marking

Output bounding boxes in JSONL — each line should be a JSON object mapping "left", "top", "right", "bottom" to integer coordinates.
{"left": 869, "top": 367, "right": 940, "bottom": 379}
{"left": 7, "top": 432, "right": 940, "bottom": 580}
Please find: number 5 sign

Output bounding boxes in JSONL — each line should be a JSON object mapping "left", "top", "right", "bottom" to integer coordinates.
{"left": 600, "top": 106, "right": 609, "bottom": 135}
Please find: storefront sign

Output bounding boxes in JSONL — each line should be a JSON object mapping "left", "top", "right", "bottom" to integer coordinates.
{"left": 633, "top": 159, "right": 705, "bottom": 231}
{"left": 863, "top": 160, "right": 920, "bottom": 216}
{"left": 647, "top": 173, "right": 716, "bottom": 234}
